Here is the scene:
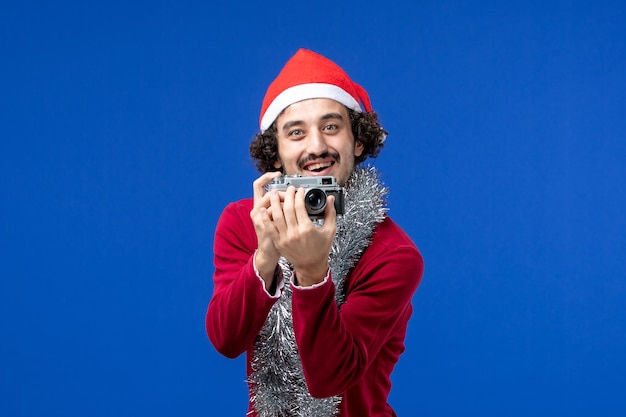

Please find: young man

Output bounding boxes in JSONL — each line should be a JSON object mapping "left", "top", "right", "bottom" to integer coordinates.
{"left": 206, "top": 48, "right": 424, "bottom": 416}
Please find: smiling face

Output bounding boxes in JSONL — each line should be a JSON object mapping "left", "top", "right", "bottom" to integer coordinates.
{"left": 273, "top": 98, "right": 364, "bottom": 186}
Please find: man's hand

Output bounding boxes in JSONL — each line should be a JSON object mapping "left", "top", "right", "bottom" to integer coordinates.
{"left": 266, "top": 186, "right": 337, "bottom": 287}
{"left": 250, "top": 171, "right": 283, "bottom": 290}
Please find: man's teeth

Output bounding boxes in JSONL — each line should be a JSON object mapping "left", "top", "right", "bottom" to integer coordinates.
{"left": 306, "top": 162, "right": 332, "bottom": 172}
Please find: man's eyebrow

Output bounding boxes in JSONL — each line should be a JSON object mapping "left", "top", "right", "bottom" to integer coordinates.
{"left": 320, "top": 112, "right": 345, "bottom": 121}
{"left": 280, "top": 120, "right": 304, "bottom": 133}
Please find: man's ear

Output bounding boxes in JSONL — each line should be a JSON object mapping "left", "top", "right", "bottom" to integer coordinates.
{"left": 355, "top": 141, "right": 364, "bottom": 157}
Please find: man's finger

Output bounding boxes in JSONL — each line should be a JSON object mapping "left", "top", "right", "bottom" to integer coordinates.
{"left": 253, "top": 171, "right": 282, "bottom": 202}
{"left": 269, "top": 190, "right": 288, "bottom": 233}
{"left": 322, "top": 195, "right": 337, "bottom": 229}
{"left": 282, "top": 186, "right": 300, "bottom": 229}
{"left": 294, "top": 187, "right": 312, "bottom": 225}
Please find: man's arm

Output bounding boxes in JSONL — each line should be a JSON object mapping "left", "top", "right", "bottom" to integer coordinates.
{"left": 291, "top": 230, "right": 424, "bottom": 397}
{"left": 205, "top": 200, "right": 281, "bottom": 358}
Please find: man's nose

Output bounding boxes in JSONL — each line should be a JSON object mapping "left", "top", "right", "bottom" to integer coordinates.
{"left": 306, "top": 130, "right": 328, "bottom": 155}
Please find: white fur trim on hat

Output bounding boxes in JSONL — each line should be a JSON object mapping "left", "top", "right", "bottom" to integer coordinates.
{"left": 260, "top": 83, "right": 362, "bottom": 132}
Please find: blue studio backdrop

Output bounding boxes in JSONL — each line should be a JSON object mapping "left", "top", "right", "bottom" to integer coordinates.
{"left": 1, "top": 1, "right": 625, "bottom": 416}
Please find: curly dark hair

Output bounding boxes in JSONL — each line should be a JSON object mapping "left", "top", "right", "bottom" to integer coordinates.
{"left": 249, "top": 108, "right": 387, "bottom": 173}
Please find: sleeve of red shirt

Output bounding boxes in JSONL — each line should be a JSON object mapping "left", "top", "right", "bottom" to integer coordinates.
{"left": 291, "top": 225, "right": 424, "bottom": 398}
{"left": 206, "top": 200, "right": 279, "bottom": 358}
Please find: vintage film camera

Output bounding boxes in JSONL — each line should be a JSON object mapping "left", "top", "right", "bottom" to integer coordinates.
{"left": 267, "top": 175, "right": 345, "bottom": 220}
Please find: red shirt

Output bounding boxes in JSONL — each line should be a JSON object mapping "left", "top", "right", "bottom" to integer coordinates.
{"left": 206, "top": 198, "right": 424, "bottom": 416}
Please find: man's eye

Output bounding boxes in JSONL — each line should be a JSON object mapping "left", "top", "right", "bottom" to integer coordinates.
{"left": 289, "top": 129, "right": 303, "bottom": 136}
{"left": 323, "top": 124, "right": 337, "bottom": 131}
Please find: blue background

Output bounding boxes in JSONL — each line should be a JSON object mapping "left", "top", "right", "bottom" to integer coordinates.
{"left": 1, "top": 1, "right": 625, "bottom": 416}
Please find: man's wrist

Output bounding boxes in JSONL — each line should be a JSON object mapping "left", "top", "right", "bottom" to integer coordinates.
{"left": 254, "top": 249, "right": 280, "bottom": 290}
{"left": 293, "top": 265, "right": 329, "bottom": 287}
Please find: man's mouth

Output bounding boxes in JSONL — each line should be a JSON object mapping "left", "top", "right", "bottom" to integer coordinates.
{"left": 304, "top": 161, "right": 334, "bottom": 173}
{"left": 298, "top": 152, "right": 341, "bottom": 174}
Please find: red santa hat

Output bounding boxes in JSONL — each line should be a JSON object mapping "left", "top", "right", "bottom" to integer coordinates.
{"left": 259, "top": 48, "right": 373, "bottom": 132}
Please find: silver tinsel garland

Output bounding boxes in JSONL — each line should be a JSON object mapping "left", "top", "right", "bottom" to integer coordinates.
{"left": 249, "top": 166, "right": 389, "bottom": 417}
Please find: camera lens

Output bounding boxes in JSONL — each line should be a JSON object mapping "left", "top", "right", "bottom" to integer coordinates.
{"left": 304, "top": 188, "right": 327, "bottom": 215}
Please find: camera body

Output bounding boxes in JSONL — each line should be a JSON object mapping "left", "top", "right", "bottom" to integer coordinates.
{"left": 267, "top": 175, "right": 345, "bottom": 220}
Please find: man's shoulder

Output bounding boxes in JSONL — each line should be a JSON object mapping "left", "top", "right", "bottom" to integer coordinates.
{"left": 224, "top": 198, "right": 254, "bottom": 215}
{"left": 224, "top": 197, "right": 254, "bottom": 212}
{"left": 355, "top": 216, "right": 424, "bottom": 284}
{"left": 368, "top": 216, "right": 423, "bottom": 263}
{"left": 216, "top": 198, "right": 254, "bottom": 228}
{"left": 374, "top": 216, "right": 418, "bottom": 248}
